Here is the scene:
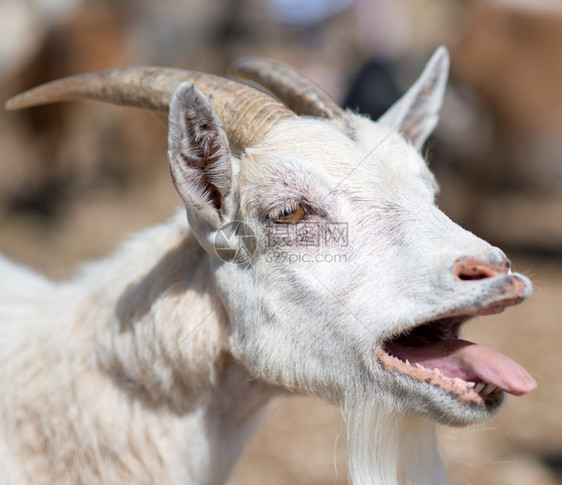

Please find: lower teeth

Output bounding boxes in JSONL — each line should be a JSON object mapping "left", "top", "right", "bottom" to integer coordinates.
{"left": 417, "top": 364, "right": 496, "bottom": 395}
{"left": 482, "top": 383, "right": 497, "bottom": 395}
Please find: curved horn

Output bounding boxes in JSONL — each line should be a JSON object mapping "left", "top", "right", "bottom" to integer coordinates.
{"left": 230, "top": 58, "right": 347, "bottom": 121}
{"left": 5, "top": 66, "right": 295, "bottom": 150}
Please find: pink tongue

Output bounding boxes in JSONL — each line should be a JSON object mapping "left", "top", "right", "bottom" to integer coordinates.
{"left": 387, "top": 339, "right": 537, "bottom": 396}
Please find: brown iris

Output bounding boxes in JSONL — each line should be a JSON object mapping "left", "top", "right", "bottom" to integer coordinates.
{"left": 275, "top": 205, "right": 305, "bottom": 224}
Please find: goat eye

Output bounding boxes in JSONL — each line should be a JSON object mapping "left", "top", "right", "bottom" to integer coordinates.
{"left": 274, "top": 204, "right": 306, "bottom": 224}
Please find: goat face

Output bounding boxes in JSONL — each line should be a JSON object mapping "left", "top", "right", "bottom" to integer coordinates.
{"left": 167, "top": 48, "right": 535, "bottom": 427}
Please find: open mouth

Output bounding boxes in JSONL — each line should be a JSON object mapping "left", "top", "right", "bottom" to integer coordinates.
{"left": 377, "top": 308, "right": 537, "bottom": 406}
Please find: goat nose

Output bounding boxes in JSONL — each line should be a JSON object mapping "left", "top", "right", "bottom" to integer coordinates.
{"left": 452, "top": 256, "right": 511, "bottom": 281}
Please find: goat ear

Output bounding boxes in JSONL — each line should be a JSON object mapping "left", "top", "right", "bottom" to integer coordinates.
{"left": 378, "top": 46, "right": 449, "bottom": 150}
{"left": 168, "top": 82, "right": 232, "bottom": 234}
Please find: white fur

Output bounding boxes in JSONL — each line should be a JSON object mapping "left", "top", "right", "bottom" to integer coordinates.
{"left": 0, "top": 49, "right": 532, "bottom": 484}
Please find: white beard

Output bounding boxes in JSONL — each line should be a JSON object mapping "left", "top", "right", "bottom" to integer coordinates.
{"left": 342, "top": 397, "right": 450, "bottom": 485}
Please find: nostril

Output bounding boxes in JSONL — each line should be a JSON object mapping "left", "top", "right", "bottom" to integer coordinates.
{"left": 457, "top": 270, "right": 493, "bottom": 281}
{"left": 453, "top": 257, "right": 510, "bottom": 281}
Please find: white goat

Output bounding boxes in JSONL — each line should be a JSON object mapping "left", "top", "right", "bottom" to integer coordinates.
{"left": 1, "top": 48, "right": 536, "bottom": 484}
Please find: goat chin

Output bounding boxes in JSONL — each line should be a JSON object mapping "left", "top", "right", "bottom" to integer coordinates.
{"left": 342, "top": 397, "right": 449, "bottom": 485}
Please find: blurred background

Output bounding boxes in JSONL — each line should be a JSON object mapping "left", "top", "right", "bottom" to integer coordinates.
{"left": 0, "top": 0, "right": 561, "bottom": 483}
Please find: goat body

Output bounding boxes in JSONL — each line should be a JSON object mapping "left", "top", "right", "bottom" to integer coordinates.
{"left": 0, "top": 217, "right": 237, "bottom": 483}
{"left": 0, "top": 49, "right": 536, "bottom": 484}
